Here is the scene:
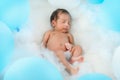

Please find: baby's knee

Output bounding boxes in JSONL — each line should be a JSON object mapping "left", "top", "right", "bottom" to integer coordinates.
{"left": 73, "top": 46, "right": 82, "bottom": 54}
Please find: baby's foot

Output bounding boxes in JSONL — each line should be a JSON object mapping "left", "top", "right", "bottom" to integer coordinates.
{"left": 70, "top": 56, "right": 84, "bottom": 64}
{"left": 70, "top": 67, "right": 79, "bottom": 75}
{"left": 77, "top": 56, "right": 84, "bottom": 62}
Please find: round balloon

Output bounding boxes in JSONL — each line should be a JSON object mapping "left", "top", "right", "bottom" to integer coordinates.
{"left": 4, "top": 57, "right": 63, "bottom": 80}
{"left": 78, "top": 73, "right": 112, "bottom": 80}
{"left": 112, "top": 46, "right": 120, "bottom": 80}
{"left": 95, "top": 0, "right": 120, "bottom": 32}
{"left": 0, "top": 0, "right": 30, "bottom": 31}
{"left": 48, "top": 0, "right": 81, "bottom": 10}
{"left": 87, "top": 0, "right": 104, "bottom": 4}
{"left": 0, "top": 21, "right": 14, "bottom": 73}
{"left": 102, "top": 0, "right": 120, "bottom": 32}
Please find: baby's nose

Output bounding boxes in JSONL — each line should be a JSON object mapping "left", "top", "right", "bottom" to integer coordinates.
{"left": 65, "top": 23, "right": 70, "bottom": 28}
{"left": 64, "top": 26, "right": 69, "bottom": 30}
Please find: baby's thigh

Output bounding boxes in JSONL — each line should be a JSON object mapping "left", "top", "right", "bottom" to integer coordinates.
{"left": 71, "top": 45, "right": 82, "bottom": 57}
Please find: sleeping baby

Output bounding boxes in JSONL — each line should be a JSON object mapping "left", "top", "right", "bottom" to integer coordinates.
{"left": 42, "top": 8, "right": 84, "bottom": 75}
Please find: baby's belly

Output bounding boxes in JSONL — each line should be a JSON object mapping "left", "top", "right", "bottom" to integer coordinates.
{"left": 47, "top": 42, "right": 67, "bottom": 51}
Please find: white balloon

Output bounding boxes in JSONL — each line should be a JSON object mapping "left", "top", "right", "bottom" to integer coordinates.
{"left": 48, "top": 0, "right": 81, "bottom": 10}
{"left": 112, "top": 46, "right": 120, "bottom": 80}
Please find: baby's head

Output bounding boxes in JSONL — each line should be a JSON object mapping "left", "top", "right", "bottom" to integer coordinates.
{"left": 50, "top": 9, "right": 72, "bottom": 33}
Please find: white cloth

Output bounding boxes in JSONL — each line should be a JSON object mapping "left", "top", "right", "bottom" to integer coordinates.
{"left": 64, "top": 51, "right": 71, "bottom": 60}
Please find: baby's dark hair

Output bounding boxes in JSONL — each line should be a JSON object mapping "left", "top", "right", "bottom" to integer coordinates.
{"left": 50, "top": 8, "right": 71, "bottom": 24}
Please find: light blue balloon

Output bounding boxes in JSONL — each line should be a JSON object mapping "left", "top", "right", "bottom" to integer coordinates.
{"left": 100, "top": 0, "right": 120, "bottom": 32}
{"left": 4, "top": 57, "right": 64, "bottom": 80}
{"left": 0, "top": 21, "right": 14, "bottom": 73}
{"left": 0, "top": 0, "right": 30, "bottom": 31}
{"left": 78, "top": 73, "right": 112, "bottom": 80}
{"left": 87, "top": 0, "right": 104, "bottom": 4}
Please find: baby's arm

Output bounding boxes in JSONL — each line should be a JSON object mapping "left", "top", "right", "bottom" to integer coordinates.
{"left": 42, "top": 30, "right": 51, "bottom": 48}
{"left": 68, "top": 33, "right": 74, "bottom": 44}
{"left": 65, "top": 33, "right": 74, "bottom": 51}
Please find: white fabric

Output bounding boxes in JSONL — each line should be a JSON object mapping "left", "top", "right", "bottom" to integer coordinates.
{"left": 64, "top": 51, "right": 71, "bottom": 60}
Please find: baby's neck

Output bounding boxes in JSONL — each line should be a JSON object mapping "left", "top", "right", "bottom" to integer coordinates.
{"left": 53, "top": 29, "right": 69, "bottom": 33}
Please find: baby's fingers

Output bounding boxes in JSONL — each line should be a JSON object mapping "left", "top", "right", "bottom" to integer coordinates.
{"left": 65, "top": 43, "right": 72, "bottom": 50}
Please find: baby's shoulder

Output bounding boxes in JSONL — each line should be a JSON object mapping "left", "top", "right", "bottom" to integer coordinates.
{"left": 67, "top": 32, "right": 73, "bottom": 37}
{"left": 45, "top": 30, "right": 53, "bottom": 34}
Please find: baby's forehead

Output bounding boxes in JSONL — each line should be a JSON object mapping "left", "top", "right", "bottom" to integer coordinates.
{"left": 58, "top": 13, "right": 71, "bottom": 21}
{"left": 58, "top": 12, "right": 70, "bottom": 17}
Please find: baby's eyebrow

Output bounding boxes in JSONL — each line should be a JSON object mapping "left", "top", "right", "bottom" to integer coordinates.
{"left": 58, "top": 19, "right": 66, "bottom": 22}
{"left": 60, "top": 19, "right": 70, "bottom": 21}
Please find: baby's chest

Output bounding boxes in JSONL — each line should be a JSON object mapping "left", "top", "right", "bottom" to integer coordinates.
{"left": 50, "top": 33, "right": 69, "bottom": 41}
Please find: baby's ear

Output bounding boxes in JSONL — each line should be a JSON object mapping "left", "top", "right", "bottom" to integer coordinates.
{"left": 51, "top": 20, "right": 56, "bottom": 27}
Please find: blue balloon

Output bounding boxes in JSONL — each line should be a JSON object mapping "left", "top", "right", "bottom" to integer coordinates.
{"left": 100, "top": 0, "right": 120, "bottom": 32}
{"left": 4, "top": 57, "right": 64, "bottom": 80}
{"left": 78, "top": 73, "right": 112, "bottom": 80}
{"left": 0, "top": 0, "right": 30, "bottom": 31}
{"left": 87, "top": 0, "right": 104, "bottom": 4}
{"left": 0, "top": 21, "right": 14, "bottom": 73}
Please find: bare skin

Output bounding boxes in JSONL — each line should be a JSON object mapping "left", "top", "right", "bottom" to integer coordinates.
{"left": 42, "top": 13, "right": 83, "bottom": 75}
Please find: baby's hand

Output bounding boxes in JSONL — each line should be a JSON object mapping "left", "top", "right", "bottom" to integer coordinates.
{"left": 65, "top": 43, "right": 73, "bottom": 51}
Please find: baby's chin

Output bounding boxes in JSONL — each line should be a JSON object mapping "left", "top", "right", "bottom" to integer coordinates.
{"left": 62, "top": 31, "right": 69, "bottom": 33}
{"left": 62, "top": 30, "right": 69, "bottom": 33}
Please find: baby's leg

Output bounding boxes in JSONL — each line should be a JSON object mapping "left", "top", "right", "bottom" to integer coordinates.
{"left": 70, "top": 45, "right": 84, "bottom": 63}
{"left": 70, "top": 56, "right": 84, "bottom": 64}
{"left": 71, "top": 45, "right": 82, "bottom": 56}
{"left": 54, "top": 50, "right": 78, "bottom": 75}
